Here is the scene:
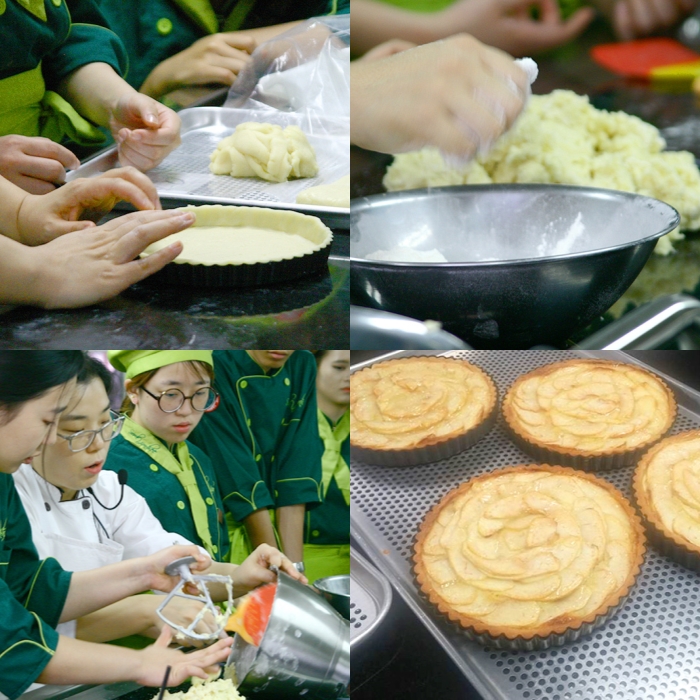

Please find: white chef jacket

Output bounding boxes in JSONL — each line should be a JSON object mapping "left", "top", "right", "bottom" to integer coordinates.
{"left": 12, "top": 463, "right": 207, "bottom": 638}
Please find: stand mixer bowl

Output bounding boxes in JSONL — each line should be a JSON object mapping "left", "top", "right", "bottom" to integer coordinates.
{"left": 226, "top": 573, "right": 350, "bottom": 699}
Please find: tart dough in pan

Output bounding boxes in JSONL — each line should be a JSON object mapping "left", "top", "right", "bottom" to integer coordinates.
{"left": 141, "top": 205, "right": 333, "bottom": 287}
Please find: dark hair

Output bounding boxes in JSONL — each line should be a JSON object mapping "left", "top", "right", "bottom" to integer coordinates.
{"left": 0, "top": 351, "right": 86, "bottom": 423}
{"left": 77, "top": 356, "right": 113, "bottom": 395}
{"left": 314, "top": 351, "right": 330, "bottom": 365}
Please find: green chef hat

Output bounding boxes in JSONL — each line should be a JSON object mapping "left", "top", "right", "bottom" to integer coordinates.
{"left": 107, "top": 351, "right": 214, "bottom": 379}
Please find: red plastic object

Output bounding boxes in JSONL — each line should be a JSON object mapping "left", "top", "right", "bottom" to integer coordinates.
{"left": 591, "top": 38, "right": 700, "bottom": 78}
{"left": 242, "top": 582, "right": 277, "bottom": 646}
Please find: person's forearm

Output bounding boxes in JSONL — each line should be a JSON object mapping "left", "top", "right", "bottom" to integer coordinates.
{"left": 75, "top": 595, "right": 157, "bottom": 643}
{"left": 200, "top": 561, "right": 248, "bottom": 600}
{"left": 37, "top": 636, "right": 142, "bottom": 685}
{"left": 275, "top": 504, "right": 305, "bottom": 563}
{"left": 351, "top": 0, "right": 441, "bottom": 55}
{"left": 243, "top": 509, "right": 278, "bottom": 550}
{"left": 0, "top": 235, "right": 48, "bottom": 305}
{"left": 0, "top": 174, "right": 31, "bottom": 241}
{"left": 57, "top": 63, "right": 137, "bottom": 127}
{"left": 60, "top": 558, "right": 153, "bottom": 622}
{"left": 243, "top": 20, "right": 302, "bottom": 44}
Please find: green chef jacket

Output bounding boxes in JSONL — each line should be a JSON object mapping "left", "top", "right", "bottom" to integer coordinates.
{"left": 0, "top": 473, "right": 72, "bottom": 699}
{"left": 103, "top": 435, "right": 230, "bottom": 562}
{"left": 190, "top": 350, "right": 323, "bottom": 525}
{"left": 94, "top": 0, "right": 349, "bottom": 91}
{"left": 305, "top": 412, "right": 349, "bottom": 546}
{"left": 0, "top": 0, "right": 127, "bottom": 144}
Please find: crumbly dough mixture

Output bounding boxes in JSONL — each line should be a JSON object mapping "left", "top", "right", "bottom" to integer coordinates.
{"left": 384, "top": 90, "right": 700, "bottom": 255}
{"left": 163, "top": 678, "right": 245, "bottom": 700}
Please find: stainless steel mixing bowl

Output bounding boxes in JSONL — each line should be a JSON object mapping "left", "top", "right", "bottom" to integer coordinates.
{"left": 226, "top": 573, "right": 350, "bottom": 699}
{"left": 350, "top": 184, "right": 680, "bottom": 348}
{"left": 313, "top": 575, "right": 350, "bottom": 620}
{"left": 350, "top": 305, "right": 471, "bottom": 349}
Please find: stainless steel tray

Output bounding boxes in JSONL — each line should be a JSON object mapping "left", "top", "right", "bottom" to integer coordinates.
{"left": 350, "top": 547, "right": 393, "bottom": 649}
{"left": 68, "top": 107, "right": 349, "bottom": 230}
{"left": 350, "top": 349, "right": 700, "bottom": 700}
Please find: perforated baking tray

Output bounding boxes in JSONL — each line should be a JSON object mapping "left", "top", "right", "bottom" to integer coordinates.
{"left": 350, "top": 547, "right": 393, "bottom": 649}
{"left": 351, "top": 350, "right": 700, "bottom": 700}
{"left": 67, "top": 107, "right": 349, "bottom": 229}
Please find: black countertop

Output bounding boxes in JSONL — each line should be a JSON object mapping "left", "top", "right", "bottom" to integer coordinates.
{"left": 0, "top": 232, "right": 348, "bottom": 349}
{"left": 5, "top": 86, "right": 349, "bottom": 349}
{"left": 349, "top": 350, "right": 700, "bottom": 700}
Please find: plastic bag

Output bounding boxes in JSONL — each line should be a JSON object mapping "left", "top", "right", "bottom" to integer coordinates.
{"left": 225, "top": 16, "right": 349, "bottom": 131}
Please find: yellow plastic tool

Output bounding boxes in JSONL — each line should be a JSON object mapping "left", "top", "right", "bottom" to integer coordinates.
{"left": 224, "top": 596, "right": 255, "bottom": 645}
{"left": 650, "top": 60, "right": 700, "bottom": 82}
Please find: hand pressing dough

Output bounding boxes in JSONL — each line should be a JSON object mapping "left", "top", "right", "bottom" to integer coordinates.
{"left": 210, "top": 122, "right": 318, "bottom": 183}
{"left": 296, "top": 175, "right": 350, "bottom": 208}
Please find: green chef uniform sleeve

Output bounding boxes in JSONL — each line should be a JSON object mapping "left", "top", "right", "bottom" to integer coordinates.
{"left": 43, "top": 0, "right": 128, "bottom": 88}
{"left": 0, "top": 474, "right": 72, "bottom": 699}
{"left": 0, "top": 0, "right": 125, "bottom": 83}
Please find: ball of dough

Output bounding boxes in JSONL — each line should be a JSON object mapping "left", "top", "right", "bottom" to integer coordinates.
{"left": 210, "top": 122, "right": 318, "bottom": 183}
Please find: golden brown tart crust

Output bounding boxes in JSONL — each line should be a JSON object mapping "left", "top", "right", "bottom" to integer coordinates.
{"left": 634, "top": 430, "right": 700, "bottom": 568}
{"left": 350, "top": 356, "right": 497, "bottom": 466}
{"left": 414, "top": 465, "right": 646, "bottom": 643}
{"left": 503, "top": 359, "right": 677, "bottom": 470}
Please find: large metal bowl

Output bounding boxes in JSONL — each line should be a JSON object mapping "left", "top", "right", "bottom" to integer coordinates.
{"left": 350, "top": 185, "right": 680, "bottom": 348}
{"left": 225, "top": 573, "right": 350, "bottom": 699}
{"left": 350, "top": 305, "right": 471, "bottom": 349}
{"left": 313, "top": 575, "right": 350, "bottom": 620}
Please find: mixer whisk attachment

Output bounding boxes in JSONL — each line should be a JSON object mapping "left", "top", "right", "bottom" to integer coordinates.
{"left": 157, "top": 555, "right": 234, "bottom": 641}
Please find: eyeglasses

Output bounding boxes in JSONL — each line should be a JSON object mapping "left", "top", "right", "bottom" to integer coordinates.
{"left": 57, "top": 411, "right": 125, "bottom": 452}
{"left": 140, "top": 386, "right": 219, "bottom": 413}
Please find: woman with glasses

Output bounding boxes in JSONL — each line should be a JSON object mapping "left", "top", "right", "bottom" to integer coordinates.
{"left": 0, "top": 350, "right": 233, "bottom": 698}
{"left": 104, "top": 350, "right": 228, "bottom": 562}
{"left": 14, "top": 353, "right": 303, "bottom": 648}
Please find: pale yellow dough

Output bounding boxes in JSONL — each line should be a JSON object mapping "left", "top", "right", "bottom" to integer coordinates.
{"left": 145, "top": 226, "right": 318, "bottom": 264}
{"left": 296, "top": 175, "right": 350, "bottom": 208}
{"left": 141, "top": 205, "right": 332, "bottom": 266}
{"left": 210, "top": 122, "right": 318, "bottom": 183}
{"left": 421, "top": 470, "right": 637, "bottom": 629}
{"left": 163, "top": 678, "right": 244, "bottom": 700}
{"left": 384, "top": 90, "right": 700, "bottom": 255}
